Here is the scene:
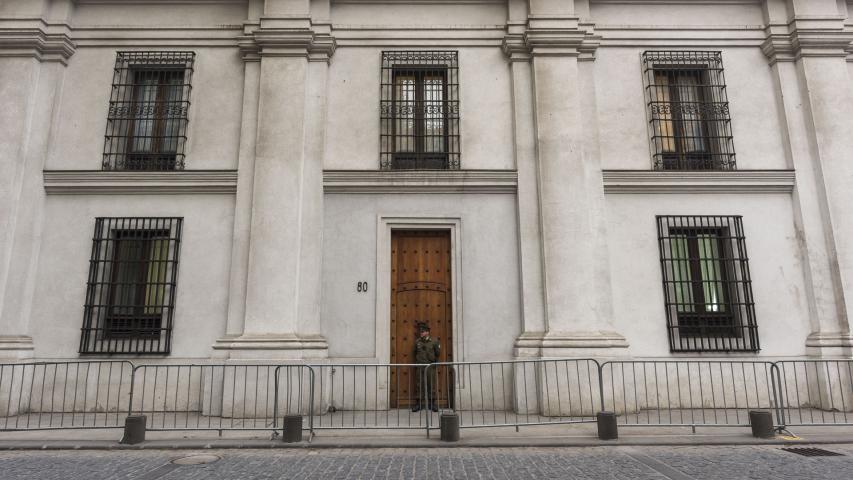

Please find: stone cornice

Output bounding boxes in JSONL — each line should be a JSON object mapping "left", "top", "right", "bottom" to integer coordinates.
{"left": 43, "top": 170, "right": 238, "bottom": 195}
{"left": 323, "top": 169, "right": 518, "bottom": 194}
{"left": 762, "top": 18, "right": 853, "bottom": 65}
{"left": 602, "top": 170, "right": 796, "bottom": 194}
{"left": 245, "top": 16, "right": 337, "bottom": 61}
{"left": 501, "top": 33, "right": 530, "bottom": 61}
{"left": 0, "top": 26, "right": 75, "bottom": 64}
{"left": 246, "top": 28, "right": 337, "bottom": 61}
{"left": 502, "top": 17, "right": 599, "bottom": 60}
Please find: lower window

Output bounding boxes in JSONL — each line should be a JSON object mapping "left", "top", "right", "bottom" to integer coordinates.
{"left": 79, "top": 218, "right": 182, "bottom": 354}
{"left": 656, "top": 215, "right": 758, "bottom": 352}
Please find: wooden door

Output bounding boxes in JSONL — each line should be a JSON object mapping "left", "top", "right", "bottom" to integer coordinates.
{"left": 390, "top": 230, "right": 453, "bottom": 407}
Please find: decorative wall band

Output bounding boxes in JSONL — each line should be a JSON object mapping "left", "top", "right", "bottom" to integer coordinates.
{"left": 43, "top": 170, "right": 238, "bottom": 195}
{"left": 602, "top": 170, "right": 795, "bottom": 194}
{"left": 323, "top": 170, "right": 517, "bottom": 194}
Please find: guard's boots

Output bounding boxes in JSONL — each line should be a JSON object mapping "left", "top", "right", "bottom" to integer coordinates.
{"left": 411, "top": 404, "right": 421, "bottom": 413}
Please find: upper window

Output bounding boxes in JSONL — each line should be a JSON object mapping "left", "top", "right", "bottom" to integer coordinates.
{"left": 380, "top": 51, "right": 460, "bottom": 170}
{"left": 643, "top": 51, "right": 735, "bottom": 171}
{"left": 656, "top": 216, "right": 758, "bottom": 352}
{"left": 80, "top": 217, "right": 183, "bottom": 354}
{"left": 103, "top": 52, "right": 195, "bottom": 171}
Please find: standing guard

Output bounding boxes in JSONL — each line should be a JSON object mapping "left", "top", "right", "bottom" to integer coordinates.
{"left": 412, "top": 322, "right": 440, "bottom": 412}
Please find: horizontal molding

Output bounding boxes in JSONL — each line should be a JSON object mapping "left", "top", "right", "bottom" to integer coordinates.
{"left": 591, "top": 0, "right": 760, "bottom": 4}
{"left": 602, "top": 170, "right": 796, "bottom": 194}
{"left": 43, "top": 170, "right": 237, "bottom": 195}
{"left": 334, "top": 0, "right": 504, "bottom": 4}
{"left": 323, "top": 169, "right": 517, "bottom": 194}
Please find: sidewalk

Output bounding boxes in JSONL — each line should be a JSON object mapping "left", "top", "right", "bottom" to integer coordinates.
{"left": 3, "top": 423, "right": 853, "bottom": 450}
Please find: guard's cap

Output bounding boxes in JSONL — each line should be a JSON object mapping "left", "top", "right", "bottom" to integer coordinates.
{"left": 416, "top": 322, "right": 430, "bottom": 332}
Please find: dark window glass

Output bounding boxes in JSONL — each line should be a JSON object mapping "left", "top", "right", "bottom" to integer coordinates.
{"left": 657, "top": 216, "right": 758, "bottom": 352}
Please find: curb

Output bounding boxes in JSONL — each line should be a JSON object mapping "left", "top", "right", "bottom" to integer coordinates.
{"left": 1, "top": 436, "right": 851, "bottom": 451}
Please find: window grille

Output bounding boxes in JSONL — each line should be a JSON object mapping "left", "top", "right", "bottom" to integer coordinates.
{"left": 643, "top": 51, "right": 735, "bottom": 171}
{"left": 380, "top": 51, "right": 460, "bottom": 170}
{"left": 656, "top": 216, "right": 758, "bottom": 352}
{"left": 80, "top": 218, "right": 183, "bottom": 354}
{"left": 102, "top": 52, "right": 195, "bottom": 171}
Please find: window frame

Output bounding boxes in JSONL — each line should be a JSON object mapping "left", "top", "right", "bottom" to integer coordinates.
{"left": 666, "top": 226, "right": 738, "bottom": 337}
{"left": 122, "top": 67, "right": 187, "bottom": 171}
{"left": 653, "top": 67, "right": 715, "bottom": 170}
{"left": 103, "top": 228, "right": 171, "bottom": 340}
{"left": 390, "top": 66, "right": 450, "bottom": 169}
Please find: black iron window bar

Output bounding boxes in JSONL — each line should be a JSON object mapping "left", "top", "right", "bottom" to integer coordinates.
{"left": 643, "top": 51, "right": 735, "bottom": 171}
{"left": 656, "top": 216, "right": 758, "bottom": 352}
{"left": 80, "top": 218, "right": 183, "bottom": 354}
{"left": 380, "top": 51, "right": 460, "bottom": 170}
{"left": 102, "top": 52, "right": 195, "bottom": 171}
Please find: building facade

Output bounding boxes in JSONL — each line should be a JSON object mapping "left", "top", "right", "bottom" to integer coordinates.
{"left": 1, "top": 0, "right": 852, "bottom": 369}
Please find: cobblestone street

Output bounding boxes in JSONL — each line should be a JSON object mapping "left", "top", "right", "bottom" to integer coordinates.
{"left": 3, "top": 445, "right": 853, "bottom": 480}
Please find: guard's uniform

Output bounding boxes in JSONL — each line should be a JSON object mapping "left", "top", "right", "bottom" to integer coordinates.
{"left": 413, "top": 329, "right": 440, "bottom": 411}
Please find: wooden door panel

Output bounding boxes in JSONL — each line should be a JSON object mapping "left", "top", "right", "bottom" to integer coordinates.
{"left": 390, "top": 231, "right": 452, "bottom": 408}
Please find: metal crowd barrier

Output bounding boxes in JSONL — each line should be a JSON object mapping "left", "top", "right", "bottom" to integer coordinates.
{"left": 0, "top": 361, "right": 133, "bottom": 430}
{"left": 311, "top": 363, "right": 433, "bottom": 430}
{"left": 129, "top": 364, "right": 312, "bottom": 432}
{"left": 600, "top": 360, "right": 779, "bottom": 429}
{"left": 428, "top": 359, "right": 601, "bottom": 430}
{"left": 776, "top": 360, "right": 853, "bottom": 428}
{"left": 5, "top": 358, "right": 853, "bottom": 434}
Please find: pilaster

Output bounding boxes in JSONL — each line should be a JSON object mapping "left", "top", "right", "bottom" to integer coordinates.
{"left": 505, "top": 8, "right": 625, "bottom": 358}
{"left": 0, "top": 9, "right": 74, "bottom": 359}
{"left": 214, "top": 7, "right": 334, "bottom": 360}
{"left": 762, "top": 1, "right": 853, "bottom": 357}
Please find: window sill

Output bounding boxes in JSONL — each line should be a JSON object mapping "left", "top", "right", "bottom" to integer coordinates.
{"left": 602, "top": 170, "right": 795, "bottom": 194}
{"left": 43, "top": 170, "right": 237, "bottom": 195}
{"left": 323, "top": 169, "right": 517, "bottom": 194}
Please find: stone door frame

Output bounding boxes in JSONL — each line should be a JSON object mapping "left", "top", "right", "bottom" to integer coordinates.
{"left": 375, "top": 216, "right": 463, "bottom": 366}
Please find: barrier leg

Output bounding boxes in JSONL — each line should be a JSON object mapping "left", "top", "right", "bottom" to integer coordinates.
{"left": 749, "top": 410, "right": 774, "bottom": 438}
{"left": 282, "top": 414, "right": 303, "bottom": 443}
{"left": 120, "top": 415, "right": 146, "bottom": 444}
{"left": 440, "top": 413, "right": 459, "bottom": 442}
{"left": 597, "top": 411, "right": 618, "bottom": 440}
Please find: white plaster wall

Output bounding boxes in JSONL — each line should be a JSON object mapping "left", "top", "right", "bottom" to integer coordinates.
{"left": 596, "top": 47, "right": 788, "bottom": 170}
{"left": 606, "top": 194, "right": 810, "bottom": 357}
{"left": 330, "top": 2, "right": 506, "bottom": 27}
{"left": 590, "top": 2, "right": 764, "bottom": 26}
{"left": 324, "top": 48, "right": 514, "bottom": 170}
{"left": 28, "top": 195, "right": 234, "bottom": 359}
{"left": 321, "top": 194, "right": 521, "bottom": 361}
{"left": 71, "top": 1, "right": 247, "bottom": 27}
{"left": 46, "top": 47, "right": 244, "bottom": 170}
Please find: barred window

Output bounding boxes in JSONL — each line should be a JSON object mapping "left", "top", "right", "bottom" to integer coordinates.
{"left": 643, "top": 51, "right": 735, "bottom": 171}
{"left": 80, "top": 218, "right": 183, "bottom": 354}
{"left": 656, "top": 216, "right": 758, "bottom": 352}
{"left": 380, "top": 51, "right": 460, "bottom": 170}
{"left": 103, "top": 52, "right": 195, "bottom": 171}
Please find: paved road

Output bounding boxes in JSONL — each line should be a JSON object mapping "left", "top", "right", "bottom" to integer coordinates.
{"left": 2, "top": 445, "right": 853, "bottom": 480}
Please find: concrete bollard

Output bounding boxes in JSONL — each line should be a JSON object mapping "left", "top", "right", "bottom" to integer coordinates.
{"left": 597, "top": 411, "right": 618, "bottom": 440}
{"left": 120, "top": 415, "right": 146, "bottom": 445}
{"left": 282, "top": 414, "right": 303, "bottom": 443}
{"left": 440, "top": 413, "right": 460, "bottom": 442}
{"left": 749, "top": 410, "right": 775, "bottom": 438}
